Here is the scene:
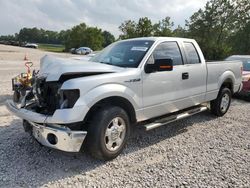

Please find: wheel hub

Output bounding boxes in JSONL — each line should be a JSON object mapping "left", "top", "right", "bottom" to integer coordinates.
{"left": 104, "top": 117, "right": 126, "bottom": 152}
{"left": 220, "top": 93, "right": 230, "bottom": 112}
{"left": 111, "top": 127, "right": 120, "bottom": 141}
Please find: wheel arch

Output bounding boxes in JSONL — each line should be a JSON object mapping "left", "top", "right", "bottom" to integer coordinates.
{"left": 83, "top": 96, "right": 137, "bottom": 125}
{"left": 218, "top": 71, "right": 236, "bottom": 94}
{"left": 220, "top": 78, "right": 234, "bottom": 93}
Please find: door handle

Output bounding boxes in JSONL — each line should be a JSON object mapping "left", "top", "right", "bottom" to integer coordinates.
{"left": 182, "top": 72, "right": 189, "bottom": 80}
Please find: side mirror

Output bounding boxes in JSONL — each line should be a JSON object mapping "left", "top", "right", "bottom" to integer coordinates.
{"left": 145, "top": 58, "right": 173, "bottom": 73}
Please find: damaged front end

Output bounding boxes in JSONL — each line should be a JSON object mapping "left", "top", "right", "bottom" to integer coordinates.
{"left": 6, "top": 74, "right": 86, "bottom": 152}
{"left": 21, "top": 75, "right": 80, "bottom": 116}
{"left": 30, "top": 77, "right": 63, "bottom": 115}
{"left": 6, "top": 55, "right": 122, "bottom": 152}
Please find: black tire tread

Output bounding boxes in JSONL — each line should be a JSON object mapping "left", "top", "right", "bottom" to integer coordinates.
{"left": 85, "top": 106, "right": 130, "bottom": 160}
{"left": 210, "top": 87, "right": 232, "bottom": 117}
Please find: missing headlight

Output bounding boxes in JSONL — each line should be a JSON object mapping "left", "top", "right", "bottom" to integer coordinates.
{"left": 60, "top": 89, "right": 80, "bottom": 109}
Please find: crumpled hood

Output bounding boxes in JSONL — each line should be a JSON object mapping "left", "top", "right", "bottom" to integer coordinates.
{"left": 39, "top": 55, "right": 123, "bottom": 81}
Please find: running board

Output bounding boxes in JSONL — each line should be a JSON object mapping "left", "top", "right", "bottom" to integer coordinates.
{"left": 144, "top": 106, "right": 208, "bottom": 131}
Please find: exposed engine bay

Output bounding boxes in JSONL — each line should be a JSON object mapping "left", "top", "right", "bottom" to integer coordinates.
{"left": 12, "top": 60, "right": 82, "bottom": 116}
{"left": 15, "top": 74, "right": 81, "bottom": 116}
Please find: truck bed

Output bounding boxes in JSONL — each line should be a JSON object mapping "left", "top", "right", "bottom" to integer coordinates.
{"left": 206, "top": 60, "right": 242, "bottom": 101}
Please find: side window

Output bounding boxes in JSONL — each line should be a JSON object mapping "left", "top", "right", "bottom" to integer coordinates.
{"left": 184, "top": 42, "right": 200, "bottom": 64}
{"left": 153, "top": 42, "right": 183, "bottom": 66}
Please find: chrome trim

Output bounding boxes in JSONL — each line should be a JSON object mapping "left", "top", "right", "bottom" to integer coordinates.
{"left": 30, "top": 122, "right": 86, "bottom": 152}
{"left": 6, "top": 100, "right": 87, "bottom": 152}
{"left": 6, "top": 99, "right": 89, "bottom": 125}
{"left": 145, "top": 106, "right": 208, "bottom": 131}
{"left": 6, "top": 100, "right": 47, "bottom": 123}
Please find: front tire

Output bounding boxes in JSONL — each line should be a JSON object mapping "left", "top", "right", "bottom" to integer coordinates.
{"left": 85, "top": 106, "right": 130, "bottom": 160}
{"left": 210, "top": 87, "right": 232, "bottom": 116}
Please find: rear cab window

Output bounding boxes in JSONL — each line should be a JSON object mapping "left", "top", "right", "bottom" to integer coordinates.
{"left": 183, "top": 42, "right": 201, "bottom": 64}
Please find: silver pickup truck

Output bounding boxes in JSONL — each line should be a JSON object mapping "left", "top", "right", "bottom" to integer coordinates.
{"left": 6, "top": 37, "right": 243, "bottom": 160}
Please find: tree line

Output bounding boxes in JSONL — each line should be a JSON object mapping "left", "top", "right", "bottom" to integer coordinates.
{"left": 0, "top": 0, "right": 249, "bottom": 59}
{"left": 0, "top": 24, "right": 115, "bottom": 51}
{"left": 119, "top": 0, "right": 250, "bottom": 60}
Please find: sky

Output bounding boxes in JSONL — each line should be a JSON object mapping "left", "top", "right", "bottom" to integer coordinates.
{"left": 0, "top": 0, "right": 208, "bottom": 38}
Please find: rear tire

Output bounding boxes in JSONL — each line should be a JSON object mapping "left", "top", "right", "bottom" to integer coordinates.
{"left": 85, "top": 106, "right": 130, "bottom": 160}
{"left": 210, "top": 87, "right": 232, "bottom": 116}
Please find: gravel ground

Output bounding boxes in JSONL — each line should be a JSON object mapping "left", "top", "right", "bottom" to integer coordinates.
{"left": 0, "top": 45, "right": 249, "bottom": 188}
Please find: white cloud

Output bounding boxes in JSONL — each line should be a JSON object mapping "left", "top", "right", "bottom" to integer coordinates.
{"left": 0, "top": 0, "right": 207, "bottom": 37}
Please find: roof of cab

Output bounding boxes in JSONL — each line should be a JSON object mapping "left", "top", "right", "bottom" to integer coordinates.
{"left": 121, "top": 36, "right": 195, "bottom": 42}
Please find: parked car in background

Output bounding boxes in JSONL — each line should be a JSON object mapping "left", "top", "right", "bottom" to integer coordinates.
{"left": 74, "top": 47, "right": 92, "bottom": 55}
{"left": 24, "top": 43, "right": 38, "bottom": 49}
{"left": 69, "top": 48, "right": 76, "bottom": 54}
{"left": 226, "top": 55, "right": 250, "bottom": 99}
{"left": 0, "top": 40, "right": 24, "bottom": 46}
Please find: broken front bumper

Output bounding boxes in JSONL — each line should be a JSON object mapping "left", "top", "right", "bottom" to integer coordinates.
{"left": 6, "top": 100, "right": 87, "bottom": 152}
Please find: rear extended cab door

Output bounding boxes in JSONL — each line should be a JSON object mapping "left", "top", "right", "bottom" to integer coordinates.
{"left": 179, "top": 40, "right": 207, "bottom": 105}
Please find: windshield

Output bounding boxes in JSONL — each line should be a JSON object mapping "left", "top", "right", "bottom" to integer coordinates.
{"left": 89, "top": 40, "right": 154, "bottom": 68}
{"left": 226, "top": 56, "right": 250, "bottom": 71}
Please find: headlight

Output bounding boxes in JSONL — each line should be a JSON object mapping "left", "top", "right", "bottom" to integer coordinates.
{"left": 59, "top": 89, "right": 80, "bottom": 109}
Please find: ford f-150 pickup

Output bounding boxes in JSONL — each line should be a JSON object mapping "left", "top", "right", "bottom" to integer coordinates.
{"left": 6, "top": 37, "right": 243, "bottom": 160}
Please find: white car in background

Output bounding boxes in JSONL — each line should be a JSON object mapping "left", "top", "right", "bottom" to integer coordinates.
{"left": 24, "top": 43, "right": 38, "bottom": 49}
{"left": 75, "top": 47, "right": 93, "bottom": 55}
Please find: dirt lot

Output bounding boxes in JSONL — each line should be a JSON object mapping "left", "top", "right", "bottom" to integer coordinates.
{"left": 0, "top": 44, "right": 249, "bottom": 187}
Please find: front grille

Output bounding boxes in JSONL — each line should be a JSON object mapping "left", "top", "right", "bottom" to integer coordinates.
{"left": 34, "top": 77, "right": 62, "bottom": 115}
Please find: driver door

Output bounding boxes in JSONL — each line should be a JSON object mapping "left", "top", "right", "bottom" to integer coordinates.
{"left": 142, "top": 41, "right": 189, "bottom": 119}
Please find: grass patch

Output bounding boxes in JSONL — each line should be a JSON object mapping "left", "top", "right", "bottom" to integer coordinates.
{"left": 38, "top": 43, "right": 65, "bottom": 53}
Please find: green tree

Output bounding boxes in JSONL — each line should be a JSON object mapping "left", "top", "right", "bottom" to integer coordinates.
{"left": 229, "top": 0, "right": 250, "bottom": 54}
{"left": 65, "top": 23, "right": 87, "bottom": 49}
{"left": 119, "top": 20, "right": 137, "bottom": 39}
{"left": 65, "top": 23, "right": 104, "bottom": 51}
{"left": 136, "top": 17, "right": 153, "bottom": 37}
{"left": 186, "top": 0, "right": 250, "bottom": 60}
{"left": 102, "top": 30, "right": 115, "bottom": 47}
{"left": 153, "top": 17, "right": 174, "bottom": 36}
{"left": 0, "top": 34, "right": 17, "bottom": 41}
{"left": 1, "top": 23, "right": 113, "bottom": 50}
{"left": 230, "top": 22, "right": 250, "bottom": 55}
{"left": 18, "top": 28, "right": 34, "bottom": 42}
{"left": 172, "top": 25, "right": 187, "bottom": 37}
{"left": 84, "top": 27, "right": 104, "bottom": 50}
{"left": 119, "top": 17, "right": 174, "bottom": 39}
{"left": 18, "top": 27, "right": 61, "bottom": 44}
{"left": 58, "top": 29, "right": 71, "bottom": 45}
